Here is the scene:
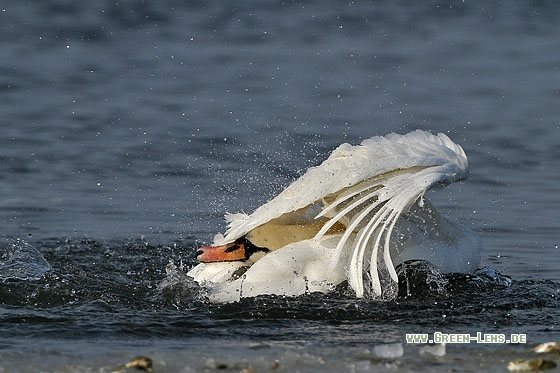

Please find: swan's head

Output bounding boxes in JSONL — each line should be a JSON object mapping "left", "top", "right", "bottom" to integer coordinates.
{"left": 196, "top": 237, "right": 270, "bottom": 263}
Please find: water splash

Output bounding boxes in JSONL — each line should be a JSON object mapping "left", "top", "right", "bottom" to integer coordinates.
{"left": 395, "top": 260, "right": 512, "bottom": 299}
{"left": 0, "top": 239, "right": 52, "bottom": 282}
{"left": 155, "top": 259, "right": 203, "bottom": 306}
{"left": 469, "top": 267, "right": 512, "bottom": 287}
{"left": 396, "top": 260, "right": 449, "bottom": 298}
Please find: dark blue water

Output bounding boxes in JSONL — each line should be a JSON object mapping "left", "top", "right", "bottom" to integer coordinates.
{"left": 1, "top": 1, "right": 559, "bottom": 371}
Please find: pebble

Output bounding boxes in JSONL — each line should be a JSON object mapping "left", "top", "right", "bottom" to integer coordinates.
{"left": 124, "top": 356, "right": 153, "bottom": 372}
{"left": 419, "top": 343, "right": 446, "bottom": 357}
{"left": 373, "top": 343, "right": 404, "bottom": 358}
{"left": 534, "top": 342, "right": 560, "bottom": 354}
{"left": 507, "top": 358, "right": 556, "bottom": 372}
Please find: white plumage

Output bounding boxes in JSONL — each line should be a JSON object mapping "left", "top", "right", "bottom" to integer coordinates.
{"left": 188, "top": 130, "right": 482, "bottom": 303}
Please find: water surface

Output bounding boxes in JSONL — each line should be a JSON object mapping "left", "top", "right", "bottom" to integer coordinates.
{"left": 1, "top": 1, "right": 559, "bottom": 371}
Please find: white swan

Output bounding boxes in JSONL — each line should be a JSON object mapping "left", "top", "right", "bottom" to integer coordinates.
{"left": 188, "top": 130, "right": 482, "bottom": 303}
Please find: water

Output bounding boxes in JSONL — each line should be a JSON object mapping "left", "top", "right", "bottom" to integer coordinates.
{"left": 1, "top": 1, "right": 559, "bottom": 371}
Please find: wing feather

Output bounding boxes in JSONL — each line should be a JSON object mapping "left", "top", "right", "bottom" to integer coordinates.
{"left": 216, "top": 130, "right": 466, "bottom": 245}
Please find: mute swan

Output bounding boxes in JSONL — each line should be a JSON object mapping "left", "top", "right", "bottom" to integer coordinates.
{"left": 188, "top": 130, "right": 482, "bottom": 303}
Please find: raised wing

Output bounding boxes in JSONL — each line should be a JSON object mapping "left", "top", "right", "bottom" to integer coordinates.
{"left": 213, "top": 130, "right": 468, "bottom": 297}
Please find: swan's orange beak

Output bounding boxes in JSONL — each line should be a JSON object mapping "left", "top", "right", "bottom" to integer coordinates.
{"left": 196, "top": 242, "right": 246, "bottom": 262}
